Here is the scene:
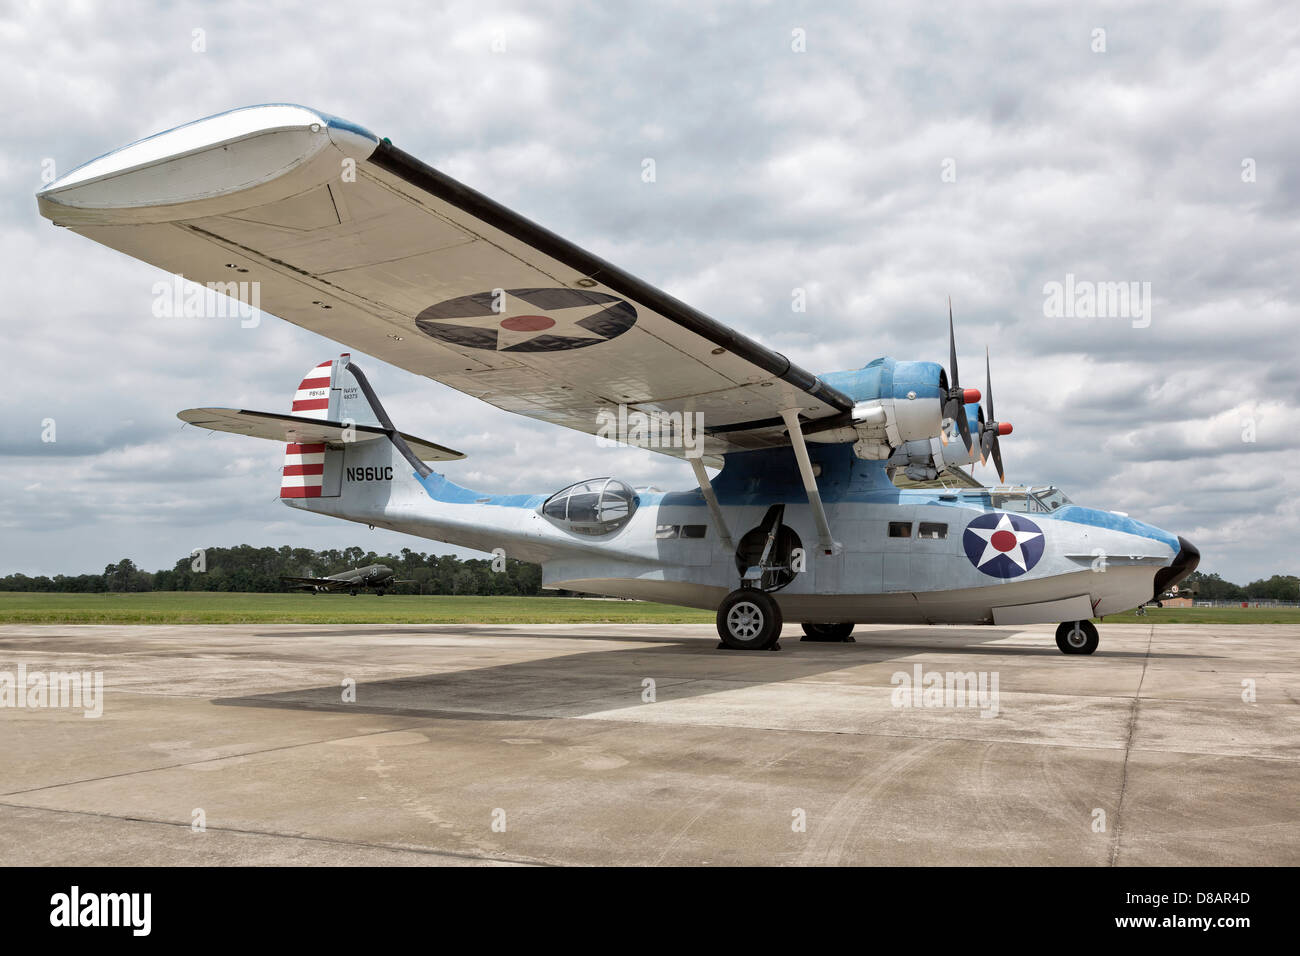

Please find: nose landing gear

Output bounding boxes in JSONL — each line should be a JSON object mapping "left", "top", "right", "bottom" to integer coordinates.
{"left": 1055, "top": 620, "right": 1099, "bottom": 655}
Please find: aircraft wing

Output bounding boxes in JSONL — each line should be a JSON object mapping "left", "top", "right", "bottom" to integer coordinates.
{"left": 37, "top": 105, "right": 854, "bottom": 459}
{"left": 281, "top": 575, "right": 348, "bottom": 590}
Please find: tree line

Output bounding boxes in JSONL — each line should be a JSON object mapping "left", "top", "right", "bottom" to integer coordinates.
{"left": 1, "top": 549, "right": 1295, "bottom": 602}
{"left": 1180, "top": 571, "right": 1299, "bottom": 603}
{"left": 0, "top": 545, "right": 545, "bottom": 596}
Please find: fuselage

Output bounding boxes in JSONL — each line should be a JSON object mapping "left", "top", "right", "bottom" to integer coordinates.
{"left": 286, "top": 440, "right": 1197, "bottom": 626}
{"left": 327, "top": 564, "right": 395, "bottom": 585}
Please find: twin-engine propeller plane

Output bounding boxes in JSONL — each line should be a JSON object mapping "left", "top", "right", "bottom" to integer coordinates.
{"left": 283, "top": 564, "right": 413, "bottom": 596}
{"left": 37, "top": 105, "right": 1200, "bottom": 654}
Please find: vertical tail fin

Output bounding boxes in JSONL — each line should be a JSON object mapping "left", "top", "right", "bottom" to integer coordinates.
{"left": 290, "top": 360, "right": 334, "bottom": 417}
{"left": 279, "top": 354, "right": 379, "bottom": 499}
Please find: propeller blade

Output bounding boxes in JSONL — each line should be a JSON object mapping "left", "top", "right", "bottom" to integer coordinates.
{"left": 992, "top": 436, "right": 1005, "bottom": 484}
{"left": 955, "top": 398, "right": 972, "bottom": 450}
{"left": 942, "top": 396, "right": 960, "bottom": 424}
{"left": 945, "top": 298, "right": 972, "bottom": 451}
{"left": 985, "top": 347, "right": 994, "bottom": 423}
{"left": 948, "top": 298, "right": 959, "bottom": 390}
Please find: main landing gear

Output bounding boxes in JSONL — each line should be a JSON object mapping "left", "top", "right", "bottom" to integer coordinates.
{"left": 716, "top": 589, "right": 783, "bottom": 651}
{"left": 1055, "top": 620, "right": 1099, "bottom": 655}
{"left": 800, "top": 622, "right": 855, "bottom": 642}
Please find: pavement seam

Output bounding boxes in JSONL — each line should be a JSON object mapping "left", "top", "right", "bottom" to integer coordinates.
{"left": 1108, "top": 621, "right": 1155, "bottom": 866}
{"left": 0, "top": 801, "right": 546, "bottom": 866}
{"left": 0, "top": 722, "right": 429, "bottom": 798}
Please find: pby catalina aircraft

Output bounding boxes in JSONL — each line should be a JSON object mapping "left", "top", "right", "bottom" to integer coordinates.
{"left": 37, "top": 105, "right": 1199, "bottom": 655}
{"left": 283, "top": 564, "right": 413, "bottom": 596}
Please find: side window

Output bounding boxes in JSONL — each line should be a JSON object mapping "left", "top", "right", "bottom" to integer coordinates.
{"left": 888, "top": 521, "right": 912, "bottom": 538}
{"left": 656, "top": 524, "right": 707, "bottom": 539}
{"left": 917, "top": 522, "right": 947, "bottom": 539}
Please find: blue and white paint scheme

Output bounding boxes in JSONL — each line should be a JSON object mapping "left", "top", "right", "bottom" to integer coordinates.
{"left": 37, "top": 105, "right": 1200, "bottom": 654}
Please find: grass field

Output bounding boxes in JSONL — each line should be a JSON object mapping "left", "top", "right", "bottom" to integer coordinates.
{"left": 0, "top": 592, "right": 715, "bottom": 624}
{"left": 0, "top": 592, "right": 1296, "bottom": 625}
{"left": 1113, "top": 605, "right": 1300, "bottom": 625}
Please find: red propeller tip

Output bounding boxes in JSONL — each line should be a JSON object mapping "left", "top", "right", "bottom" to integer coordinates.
{"left": 997, "top": 422, "right": 1013, "bottom": 436}
{"left": 962, "top": 388, "right": 981, "bottom": 404}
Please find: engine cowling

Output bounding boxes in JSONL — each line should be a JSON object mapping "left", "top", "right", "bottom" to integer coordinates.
{"left": 807, "top": 358, "right": 946, "bottom": 457}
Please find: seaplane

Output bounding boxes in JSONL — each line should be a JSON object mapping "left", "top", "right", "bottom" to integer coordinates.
{"left": 36, "top": 105, "right": 1199, "bottom": 654}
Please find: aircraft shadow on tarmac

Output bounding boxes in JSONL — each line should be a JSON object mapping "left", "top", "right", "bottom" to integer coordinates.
{"left": 212, "top": 625, "right": 1188, "bottom": 722}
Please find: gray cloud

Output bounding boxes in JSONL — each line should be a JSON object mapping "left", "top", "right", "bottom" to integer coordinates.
{"left": 1, "top": 0, "right": 1296, "bottom": 582}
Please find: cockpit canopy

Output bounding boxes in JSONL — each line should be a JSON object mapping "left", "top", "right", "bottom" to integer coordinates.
{"left": 540, "top": 478, "right": 639, "bottom": 535}
{"left": 955, "top": 485, "right": 1072, "bottom": 513}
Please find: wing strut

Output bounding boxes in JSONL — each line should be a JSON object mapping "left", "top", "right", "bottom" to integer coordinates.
{"left": 345, "top": 361, "right": 432, "bottom": 479}
{"left": 780, "top": 408, "right": 839, "bottom": 556}
{"left": 688, "top": 457, "right": 735, "bottom": 552}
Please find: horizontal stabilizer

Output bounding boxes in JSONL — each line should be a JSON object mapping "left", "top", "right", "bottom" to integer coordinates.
{"left": 178, "top": 407, "right": 464, "bottom": 462}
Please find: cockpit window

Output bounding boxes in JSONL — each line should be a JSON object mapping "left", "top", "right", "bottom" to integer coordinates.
{"left": 1030, "top": 487, "right": 1072, "bottom": 511}
{"left": 962, "top": 486, "right": 1072, "bottom": 514}
{"left": 540, "top": 478, "right": 638, "bottom": 535}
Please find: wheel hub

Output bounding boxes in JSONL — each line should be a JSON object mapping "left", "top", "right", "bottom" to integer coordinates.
{"left": 728, "top": 602, "right": 764, "bottom": 639}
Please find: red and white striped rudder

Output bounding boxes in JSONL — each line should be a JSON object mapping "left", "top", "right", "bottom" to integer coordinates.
{"left": 281, "top": 359, "right": 334, "bottom": 498}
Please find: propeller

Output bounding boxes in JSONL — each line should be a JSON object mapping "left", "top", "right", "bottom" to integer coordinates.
{"left": 978, "top": 347, "right": 1012, "bottom": 483}
{"left": 941, "top": 298, "right": 980, "bottom": 452}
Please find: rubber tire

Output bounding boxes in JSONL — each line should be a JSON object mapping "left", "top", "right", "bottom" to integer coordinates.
{"left": 801, "top": 622, "right": 855, "bottom": 642}
{"left": 716, "top": 589, "right": 783, "bottom": 650}
{"left": 1055, "top": 620, "right": 1099, "bottom": 655}
{"left": 376, "top": 590, "right": 385, "bottom": 597}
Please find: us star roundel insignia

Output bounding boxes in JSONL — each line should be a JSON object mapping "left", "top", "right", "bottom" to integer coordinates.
{"left": 415, "top": 288, "right": 637, "bottom": 352}
{"left": 963, "top": 512, "right": 1046, "bottom": 578}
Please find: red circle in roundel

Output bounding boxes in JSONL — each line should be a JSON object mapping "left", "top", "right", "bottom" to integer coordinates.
{"left": 990, "top": 529, "right": 1017, "bottom": 552}
{"left": 500, "top": 315, "right": 555, "bottom": 332}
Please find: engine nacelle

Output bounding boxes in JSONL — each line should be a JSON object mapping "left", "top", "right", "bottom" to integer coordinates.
{"left": 888, "top": 437, "right": 948, "bottom": 481}
{"left": 808, "top": 358, "right": 946, "bottom": 458}
{"left": 886, "top": 404, "right": 986, "bottom": 478}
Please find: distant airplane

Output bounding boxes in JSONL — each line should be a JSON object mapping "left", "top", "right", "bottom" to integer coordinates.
{"left": 282, "top": 564, "right": 412, "bottom": 596}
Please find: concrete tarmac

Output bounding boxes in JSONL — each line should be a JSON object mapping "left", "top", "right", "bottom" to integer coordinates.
{"left": 0, "top": 621, "right": 1296, "bottom": 866}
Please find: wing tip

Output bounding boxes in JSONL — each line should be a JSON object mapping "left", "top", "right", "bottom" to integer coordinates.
{"left": 37, "top": 104, "right": 379, "bottom": 219}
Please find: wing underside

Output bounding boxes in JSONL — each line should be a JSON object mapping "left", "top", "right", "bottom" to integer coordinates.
{"left": 37, "top": 105, "right": 853, "bottom": 458}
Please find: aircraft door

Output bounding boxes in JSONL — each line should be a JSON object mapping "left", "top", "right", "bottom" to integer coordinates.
{"left": 882, "top": 508, "right": 918, "bottom": 592}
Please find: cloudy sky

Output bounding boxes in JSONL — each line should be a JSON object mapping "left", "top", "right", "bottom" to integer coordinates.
{"left": 2, "top": 0, "right": 1296, "bottom": 582}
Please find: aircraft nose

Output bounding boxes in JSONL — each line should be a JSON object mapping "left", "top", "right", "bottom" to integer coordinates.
{"left": 1152, "top": 535, "right": 1200, "bottom": 601}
